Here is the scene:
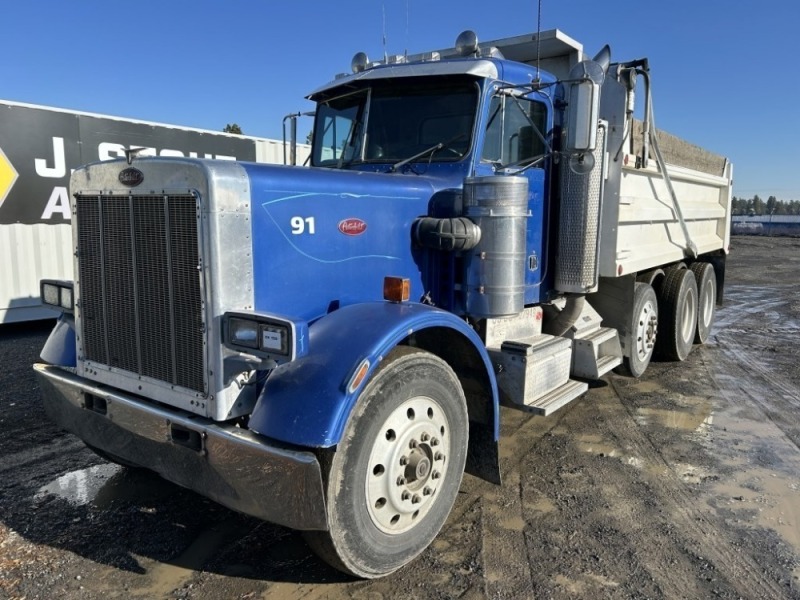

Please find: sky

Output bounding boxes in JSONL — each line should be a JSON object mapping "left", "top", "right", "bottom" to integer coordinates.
{"left": 2, "top": 0, "right": 798, "bottom": 200}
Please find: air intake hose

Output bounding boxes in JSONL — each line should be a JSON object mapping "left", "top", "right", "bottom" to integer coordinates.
{"left": 543, "top": 295, "right": 586, "bottom": 336}
{"left": 412, "top": 217, "right": 481, "bottom": 252}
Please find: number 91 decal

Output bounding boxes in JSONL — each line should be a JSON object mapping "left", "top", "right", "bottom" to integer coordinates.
{"left": 290, "top": 216, "right": 316, "bottom": 235}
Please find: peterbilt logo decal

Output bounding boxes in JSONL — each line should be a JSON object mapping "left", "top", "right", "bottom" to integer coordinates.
{"left": 338, "top": 218, "right": 367, "bottom": 236}
{"left": 118, "top": 167, "right": 144, "bottom": 187}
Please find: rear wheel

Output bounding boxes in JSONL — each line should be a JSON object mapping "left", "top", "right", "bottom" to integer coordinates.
{"left": 690, "top": 262, "right": 716, "bottom": 344}
{"left": 304, "top": 347, "right": 468, "bottom": 578}
{"left": 617, "top": 282, "right": 658, "bottom": 378}
{"left": 656, "top": 267, "right": 698, "bottom": 361}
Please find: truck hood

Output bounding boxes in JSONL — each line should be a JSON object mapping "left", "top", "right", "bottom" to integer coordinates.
{"left": 241, "top": 163, "right": 439, "bottom": 322}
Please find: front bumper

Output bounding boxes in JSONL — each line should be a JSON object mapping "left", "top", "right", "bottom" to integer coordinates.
{"left": 34, "top": 364, "right": 328, "bottom": 531}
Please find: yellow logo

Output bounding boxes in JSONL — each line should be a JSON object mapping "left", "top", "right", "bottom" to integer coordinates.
{"left": 0, "top": 146, "right": 19, "bottom": 209}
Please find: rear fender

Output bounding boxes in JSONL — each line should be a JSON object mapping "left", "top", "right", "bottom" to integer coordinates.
{"left": 249, "top": 302, "right": 500, "bottom": 454}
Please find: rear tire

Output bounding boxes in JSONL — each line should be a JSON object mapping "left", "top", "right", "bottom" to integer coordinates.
{"left": 690, "top": 262, "right": 716, "bottom": 344}
{"left": 616, "top": 282, "right": 658, "bottom": 378}
{"left": 304, "top": 347, "right": 468, "bottom": 578}
{"left": 656, "top": 267, "right": 698, "bottom": 361}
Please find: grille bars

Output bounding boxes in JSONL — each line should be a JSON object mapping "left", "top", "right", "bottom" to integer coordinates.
{"left": 76, "top": 194, "right": 205, "bottom": 394}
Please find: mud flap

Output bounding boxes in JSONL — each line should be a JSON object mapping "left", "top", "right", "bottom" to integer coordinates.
{"left": 465, "top": 420, "right": 501, "bottom": 485}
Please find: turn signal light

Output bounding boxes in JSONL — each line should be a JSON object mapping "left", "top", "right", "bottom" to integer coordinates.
{"left": 383, "top": 277, "right": 410, "bottom": 302}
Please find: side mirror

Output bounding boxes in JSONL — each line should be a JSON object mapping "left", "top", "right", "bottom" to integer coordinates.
{"left": 563, "top": 45, "right": 611, "bottom": 154}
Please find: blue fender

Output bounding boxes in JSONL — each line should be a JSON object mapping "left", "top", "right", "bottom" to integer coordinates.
{"left": 40, "top": 313, "right": 77, "bottom": 367}
{"left": 248, "top": 301, "right": 499, "bottom": 448}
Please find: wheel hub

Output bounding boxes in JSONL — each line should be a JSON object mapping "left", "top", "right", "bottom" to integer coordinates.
{"left": 365, "top": 396, "right": 449, "bottom": 534}
{"left": 636, "top": 300, "right": 658, "bottom": 360}
{"left": 405, "top": 450, "right": 431, "bottom": 484}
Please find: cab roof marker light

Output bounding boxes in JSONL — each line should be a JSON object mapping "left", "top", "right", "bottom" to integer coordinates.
{"left": 351, "top": 52, "right": 370, "bottom": 73}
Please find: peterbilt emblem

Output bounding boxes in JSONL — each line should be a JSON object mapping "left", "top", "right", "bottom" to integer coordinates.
{"left": 338, "top": 218, "right": 367, "bottom": 236}
{"left": 119, "top": 167, "right": 144, "bottom": 187}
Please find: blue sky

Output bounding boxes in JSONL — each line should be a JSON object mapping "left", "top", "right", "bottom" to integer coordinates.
{"left": 2, "top": 1, "right": 797, "bottom": 200}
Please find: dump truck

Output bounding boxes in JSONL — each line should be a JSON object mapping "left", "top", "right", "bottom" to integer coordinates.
{"left": 34, "top": 29, "right": 732, "bottom": 578}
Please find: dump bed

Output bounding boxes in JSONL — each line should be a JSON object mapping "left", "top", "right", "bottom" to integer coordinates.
{"left": 599, "top": 120, "right": 733, "bottom": 277}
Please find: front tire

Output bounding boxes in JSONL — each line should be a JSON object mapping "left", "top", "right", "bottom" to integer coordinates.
{"left": 656, "top": 267, "right": 698, "bottom": 361}
{"left": 305, "top": 347, "right": 468, "bottom": 578}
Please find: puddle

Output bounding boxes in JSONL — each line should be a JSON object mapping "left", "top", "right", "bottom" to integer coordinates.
{"left": 35, "top": 464, "right": 176, "bottom": 509}
{"left": 35, "top": 464, "right": 122, "bottom": 506}
{"left": 707, "top": 406, "right": 800, "bottom": 559}
{"left": 629, "top": 380, "right": 666, "bottom": 394}
{"left": 132, "top": 525, "right": 235, "bottom": 598}
{"left": 636, "top": 407, "right": 714, "bottom": 434}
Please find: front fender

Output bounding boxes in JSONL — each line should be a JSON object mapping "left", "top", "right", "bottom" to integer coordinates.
{"left": 249, "top": 302, "right": 499, "bottom": 448}
{"left": 40, "top": 313, "right": 77, "bottom": 368}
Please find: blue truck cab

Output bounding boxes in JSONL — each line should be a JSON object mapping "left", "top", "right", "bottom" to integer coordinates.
{"left": 34, "top": 29, "right": 732, "bottom": 578}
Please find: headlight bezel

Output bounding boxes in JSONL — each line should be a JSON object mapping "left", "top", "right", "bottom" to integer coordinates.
{"left": 222, "top": 311, "right": 308, "bottom": 364}
{"left": 40, "top": 279, "right": 75, "bottom": 313}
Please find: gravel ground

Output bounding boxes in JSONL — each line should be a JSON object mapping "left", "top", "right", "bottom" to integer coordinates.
{"left": 1, "top": 235, "right": 799, "bottom": 599}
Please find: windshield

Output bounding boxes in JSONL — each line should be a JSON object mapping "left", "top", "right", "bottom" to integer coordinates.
{"left": 311, "top": 77, "right": 478, "bottom": 168}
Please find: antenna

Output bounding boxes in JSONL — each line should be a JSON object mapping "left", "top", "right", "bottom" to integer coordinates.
{"left": 535, "top": 0, "right": 542, "bottom": 83}
{"left": 404, "top": 0, "right": 410, "bottom": 59}
{"left": 382, "top": 1, "right": 388, "bottom": 61}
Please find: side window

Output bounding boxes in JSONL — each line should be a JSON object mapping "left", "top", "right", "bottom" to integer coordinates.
{"left": 317, "top": 112, "right": 356, "bottom": 164}
{"left": 482, "top": 95, "right": 547, "bottom": 167}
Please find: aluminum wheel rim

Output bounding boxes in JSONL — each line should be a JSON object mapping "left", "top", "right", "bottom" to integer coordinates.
{"left": 681, "top": 288, "right": 697, "bottom": 343}
{"left": 365, "top": 396, "right": 450, "bottom": 535}
{"left": 701, "top": 279, "right": 715, "bottom": 328}
{"left": 635, "top": 299, "right": 658, "bottom": 361}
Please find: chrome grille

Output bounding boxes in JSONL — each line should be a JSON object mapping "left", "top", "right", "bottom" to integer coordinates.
{"left": 76, "top": 194, "right": 206, "bottom": 394}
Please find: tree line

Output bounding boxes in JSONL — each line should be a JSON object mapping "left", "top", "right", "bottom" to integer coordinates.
{"left": 732, "top": 195, "right": 800, "bottom": 216}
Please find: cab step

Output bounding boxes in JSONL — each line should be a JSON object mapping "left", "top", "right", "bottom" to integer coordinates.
{"left": 489, "top": 333, "right": 588, "bottom": 416}
{"left": 508, "top": 378, "right": 589, "bottom": 416}
{"left": 571, "top": 326, "right": 623, "bottom": 379}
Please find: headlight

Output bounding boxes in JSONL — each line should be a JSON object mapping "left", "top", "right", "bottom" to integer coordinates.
{"left": 223, "top": 312, "right": 308, "bottom": 363}
{"left": 228, "top": 317, "right": 259, "bottom": 349}
{"left": 40, "top": 280, "right": 74, "bottom": 313}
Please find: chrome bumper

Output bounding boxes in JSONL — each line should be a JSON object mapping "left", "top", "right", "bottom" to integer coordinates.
{"left": 34, "top": 364, "right": 328, "bottom": 531}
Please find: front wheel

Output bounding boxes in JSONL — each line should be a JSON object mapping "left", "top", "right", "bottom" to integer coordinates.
{"left": 305, "top": 347, "right": 468, "bottom": 578}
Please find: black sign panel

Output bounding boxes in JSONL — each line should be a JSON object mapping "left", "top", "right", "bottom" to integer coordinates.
{"left": 0, "top": 103, "right": 258, "bottom": 225}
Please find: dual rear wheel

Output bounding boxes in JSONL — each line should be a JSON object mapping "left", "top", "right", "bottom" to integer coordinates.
{"left": 621, "top": 261, "right": 717, "bottom": 377}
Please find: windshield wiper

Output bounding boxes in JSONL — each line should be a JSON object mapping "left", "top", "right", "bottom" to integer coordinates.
{"left": 388, "top": 133, "right": 467, "bottom": 173}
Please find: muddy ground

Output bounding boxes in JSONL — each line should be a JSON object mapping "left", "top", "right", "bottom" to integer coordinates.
{"left": 1, "top": 235, "right": 800, "bottom": 599}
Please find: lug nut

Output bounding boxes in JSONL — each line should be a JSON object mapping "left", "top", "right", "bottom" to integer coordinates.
{"left": 411, "top": 494, "right": 421, "bottom": 504}
{"left": 420, "top": 432, "right": 430, "bottom": 442}
{"left": 399, "top": 455, "right": 408, "bottom": 466}
{"left": 434, "top": 452, "right": 444, "bottom": 461}
{"left": 423, "top": 486, "right": 432, "bottom": 496}
{"left": 430, "top": 437, "right": 439, "bottom": 446}
{"left": 396, "top": 476, "right": 406, "bottom": 486}
{"left": 409, "top": 439, "right": 418, "bottom": 449}
{"left": 401, "top": 491, "right": 411, "bottom": 500}
{"left": 432, "top": 470, "right": 441, "bottom": 480}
